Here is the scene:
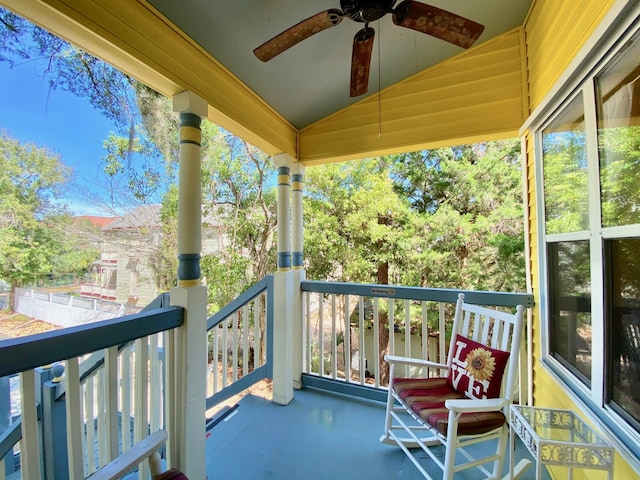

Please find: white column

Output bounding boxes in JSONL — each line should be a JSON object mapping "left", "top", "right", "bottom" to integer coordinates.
{"left": 169, "top": 91, "right": 208, "bottom": 479}
{"left": 272, "top": 154, "right": 294, "bottom": 405}
{"left": 274, "top": 153, "right": 292, "bottom": 272}
{"left": 291, "top": 163, "right": 306, "bottom": 389}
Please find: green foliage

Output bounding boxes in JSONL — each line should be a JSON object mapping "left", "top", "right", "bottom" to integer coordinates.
{"left": 543, "top": 130, "right": 589, "bottom": 234}
{"left": 199, "top": 124, "right": 277, "bottom": 310}
{"left": 304, "top": 158, "right": 417, "bottom": 284}
{"left": 0, "top": 131, "right": 72, "bottom": 287}
{"left": 599, "top": 125, "right": 640, "bottom": 227}
{"left": 304, "top": 140, "right": 526, "bottom": 294}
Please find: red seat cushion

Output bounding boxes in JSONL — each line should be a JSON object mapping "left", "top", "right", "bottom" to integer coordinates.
{"left": 391, "top": 377, "right": 506, "bottom": 436}
{"left": 154, "top": 469, "right": 189, "bottom": 480}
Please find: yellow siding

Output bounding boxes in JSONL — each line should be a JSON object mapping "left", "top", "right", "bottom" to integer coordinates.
{"left": 524, "top": 0, "right": 617, "bottom": 111}
{"left": 2, "top": 0, "right": 297, "bottom": 158}
{"left": 299, "top": 28, "right": 526, "bottom": 165}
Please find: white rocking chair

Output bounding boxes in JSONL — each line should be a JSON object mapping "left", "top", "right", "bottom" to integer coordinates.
{"left": 380, "top": 293, "right": 525, "bottom": 480}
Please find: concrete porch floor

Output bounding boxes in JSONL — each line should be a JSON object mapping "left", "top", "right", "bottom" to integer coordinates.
{"left": 204, "top": 387, "right": 546, "bottom": 480}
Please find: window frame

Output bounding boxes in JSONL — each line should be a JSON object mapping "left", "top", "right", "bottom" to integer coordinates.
{"left": 529, "top": 5, "right": 640, "bottom": 468}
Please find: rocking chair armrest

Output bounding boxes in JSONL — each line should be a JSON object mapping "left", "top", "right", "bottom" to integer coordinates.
{"left": 444, "top": 397, "right": 508, "bottom": 413}
{"left": 384, "top": 355, "right": 448, "bottom": 370}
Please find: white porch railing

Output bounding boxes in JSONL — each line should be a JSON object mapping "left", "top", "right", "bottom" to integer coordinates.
{"left": 300, "top": 281, "right": 534, "bottom": 403}
{"left": 0, "top": 295, "right": 182, "bottom": 480}
{"left": 205, "top": 275, "right": 274, "bottom": 413}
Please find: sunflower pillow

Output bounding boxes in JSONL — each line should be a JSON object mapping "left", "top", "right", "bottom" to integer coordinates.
{"left": 447, "top": 334, "right": 510, "bottom": 400}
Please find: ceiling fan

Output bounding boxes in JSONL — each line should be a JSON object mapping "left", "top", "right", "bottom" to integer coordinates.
{"left": 253, "top": 1, "right": 485, "bottom": 97}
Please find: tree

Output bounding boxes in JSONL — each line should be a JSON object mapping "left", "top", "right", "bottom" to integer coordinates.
{"left": 0, "top": 131, "right": 71, "bottom": 301}
{"left": 387, "top": 140, "right": 525, "bottom": 293}
{"left": 305, "top": 159, "right": 420, "bottom": 383}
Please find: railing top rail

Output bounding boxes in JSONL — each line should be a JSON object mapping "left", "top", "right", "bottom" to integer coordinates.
{"left": 0, "top": 306, "right": 184, "bottom": 378}
{"left": 301, "top": 280, "right": 534, "bottom": 308}
{"left": 207, "top": 275, "right": 273, "bottom": 330}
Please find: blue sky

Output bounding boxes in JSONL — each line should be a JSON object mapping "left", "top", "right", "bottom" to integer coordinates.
{"left": 0, "top": 58, "right": 119, "bottom": 215}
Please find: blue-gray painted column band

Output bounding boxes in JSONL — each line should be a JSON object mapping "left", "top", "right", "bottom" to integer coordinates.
{"left": 178, "top": 253, "right": 202, "bottom": 282}
{"left": 180, "top": 113, "right": 202, "bottom": 135}
{"left": 278, "top": 253, "right": 291, "bottom": 269}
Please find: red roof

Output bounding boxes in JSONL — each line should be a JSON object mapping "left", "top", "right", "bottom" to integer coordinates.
{"left": 75, "top": 216, "right": 119, "bottom": 228}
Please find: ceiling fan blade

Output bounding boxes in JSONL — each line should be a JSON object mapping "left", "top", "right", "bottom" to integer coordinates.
{"left": 350, "top": 27, "right": 375, "bottom": 97}
{"left": 254, "top": 9, "right": 343, "bottom": 62}
{"left": 392, "top": 1, "right": 485, "bottom": 49}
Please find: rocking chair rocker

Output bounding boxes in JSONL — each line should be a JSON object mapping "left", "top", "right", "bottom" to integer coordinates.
{"left": 380, "top": 293, "right": 525, "bottom": 480}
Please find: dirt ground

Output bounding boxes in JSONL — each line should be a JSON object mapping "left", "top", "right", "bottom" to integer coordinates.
{"left": 0, "top": 311, "right": 60, "bottom": 338}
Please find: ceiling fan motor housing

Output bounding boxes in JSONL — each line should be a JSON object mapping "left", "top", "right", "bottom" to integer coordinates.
{"left": 341, "top": 0, "right": 397, "bottom": 23}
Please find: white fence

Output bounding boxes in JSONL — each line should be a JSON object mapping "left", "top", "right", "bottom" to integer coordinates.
{"left": 13, "top": 289, "right": 141, "bottom": 328}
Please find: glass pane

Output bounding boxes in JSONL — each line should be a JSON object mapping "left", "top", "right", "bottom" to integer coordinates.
{"left": 606, "top": 238, "right": 640, "bottom": 426}
{"left": 548, "top": 241, "right": 591, "bottom": 383}
{"left": 543, "top": 95, "right": 589, "bottom": 234}
{"left": 596, "top": 31, "right": 640, "bottom": 227}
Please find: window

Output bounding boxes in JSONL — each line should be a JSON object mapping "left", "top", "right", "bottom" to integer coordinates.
{"left": 539, "top": 20, "right": 640, "bottom": 456}
{"left": 543, "top": 95, "right": 589, "bottom": 235}
{"left": 547, "top": 241, "right": 591, "bottom": 383}
{"left": 606, "top": 238, "right": 640, "bottom": 430}
{"left": 543, "top": 96, "right": 592, "bottom": 385}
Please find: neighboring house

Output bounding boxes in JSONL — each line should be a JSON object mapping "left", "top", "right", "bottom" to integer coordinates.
{"left": 99, "top": 204, "right": 163, "bottom": 306}
{"left": 84, "top": 205, "right": 227, "bottom": 306}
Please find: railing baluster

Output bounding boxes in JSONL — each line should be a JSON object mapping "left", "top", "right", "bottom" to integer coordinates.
{"left": 164, "top": 328, "right": 177, "bottom": 467}
{"left": 134, "top": 337, "right": 149, "bottom": 480}
{"left": 343, "top": 294, "right": 351, "bottom": 383}
{"left": 404, "top": 300, "right": 411, "bottom": 377}
{"left": 79, "top": 375, "right": 86, "bottom": 475}
{"left": 438, "top": 302, "right": 446, "bottom": 367}
{"left": 254, "top": 299, "right": 261, "bottom": 372}
{"left": 242, "top": 305, "right": 249, "bottom": 376}
{"left": 358, "top": 297, "right": 365, "bottom": 385}
{"left": 373, "top": 297, "right": 380, "bottom": 388}
{"left": 19, "top": 370, "right": 41, "bottom": 480}
{"left": 121, "top": 345, "right": 132, "bottom": 452}
{"left": 331, "top": 294, "right": 337, "bottom": 379}
{"left": 222, "top": 321, "right": 228, "bottom": 389}
{"left": 389, "top": 300, "right": 395, "bottom": 358}
{"left": 318, "top": 293, "right": 324, "bottom": 377}
{"left": 305, "top": 292, "right": 311, "bottom": 374}
{"left": 232, "top": 312, "right": 239, "bottom": 382}
{"left": 212, "top": 327, "right": 219, "bottom": 394}
{"left": 65, "top": 358, "right": 85, "bottom": 479}
{"left": 97, "top": 369, "right": 107, "bottom": 466}
{"left": 150, "top": 334, "right": 161, "bottom": 433}
{"left": 104, "top": 346, "right": 119, "bottom": 462}
{"left": 421, "top": 302, "right": 428, "bottom": 375}
{"left": 85, "top": 376, "right": 96, "bottom": 473}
